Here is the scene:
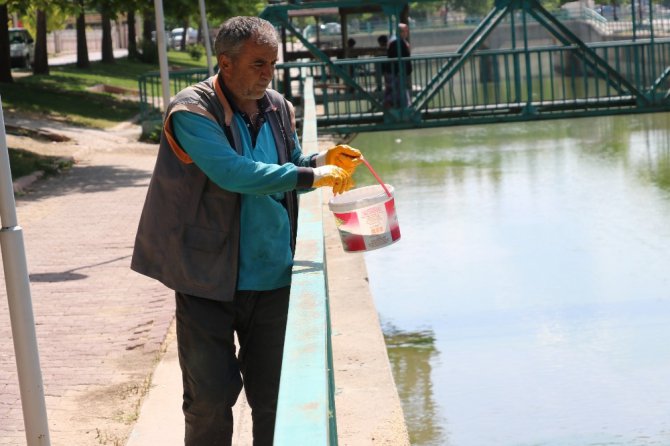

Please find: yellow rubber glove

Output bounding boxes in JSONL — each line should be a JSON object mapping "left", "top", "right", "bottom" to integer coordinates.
{"left": 313, "top": 165, "right": 354, "bottom": 195}
{"left": 318, "top": 144, "right": 362, "bottom": 174}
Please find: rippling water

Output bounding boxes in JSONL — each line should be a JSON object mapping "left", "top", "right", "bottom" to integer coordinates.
{"left": 352, "top": 113, "right": 670, "bottom": 446}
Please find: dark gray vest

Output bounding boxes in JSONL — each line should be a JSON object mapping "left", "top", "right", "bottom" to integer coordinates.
{"left": 131, "top": 76, "right": 297, "bottom": 301}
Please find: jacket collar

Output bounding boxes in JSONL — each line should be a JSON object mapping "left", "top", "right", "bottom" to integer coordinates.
{"left": 213, "top": 73, "right": 277, "bottom": 126}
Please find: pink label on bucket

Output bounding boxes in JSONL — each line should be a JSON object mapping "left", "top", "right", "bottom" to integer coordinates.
{"left": 333, "top": 198, "right": 401, "bottom": 252}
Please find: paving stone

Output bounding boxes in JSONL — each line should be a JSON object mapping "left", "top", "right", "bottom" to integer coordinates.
{"left": 1, "top": 122, "right": 173, "bottom": 445}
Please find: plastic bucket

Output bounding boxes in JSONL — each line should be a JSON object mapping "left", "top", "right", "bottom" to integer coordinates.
{"left": 328, "top": 184, "right": 401, "bottom": 252}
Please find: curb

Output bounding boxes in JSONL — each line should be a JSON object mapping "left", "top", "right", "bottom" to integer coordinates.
{"left": 12, "top": 170, "right": 44, "bottom": 194}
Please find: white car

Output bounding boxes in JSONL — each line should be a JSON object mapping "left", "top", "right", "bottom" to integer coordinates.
{"left": 170, "top": 27, "right": 198, "bottom": 49}
{"left": 9, "top": 28, "right": 35, "bottom": 69}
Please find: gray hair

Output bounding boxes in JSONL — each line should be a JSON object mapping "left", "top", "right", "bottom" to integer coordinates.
{"left": 214, "top": 16, "right": 278, "bottom": 58}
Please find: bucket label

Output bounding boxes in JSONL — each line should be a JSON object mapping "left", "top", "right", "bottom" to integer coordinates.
{"left": 333, "top": 198, "right": 401, "bottom": 252}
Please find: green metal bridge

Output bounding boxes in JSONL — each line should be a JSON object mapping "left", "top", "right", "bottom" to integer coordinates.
{"left": 261, "top": 0, "right": 670, "bottom": 134}
{"left": 139, "top": 0, "right": 670, "bottom": 135}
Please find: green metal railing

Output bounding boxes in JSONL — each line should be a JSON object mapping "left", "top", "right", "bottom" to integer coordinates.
{"left": 138, "top": 0, "right": 670, "bottom": 133}
{"left": 274, "top": 77, "right": 338, "bottom": 445}
{"left": 138, "top": 68, "right": 211, "bottom": 119}
{"left": 269, "top": 36, "right": 670, "bottom": 133}
{"left": 260, "top": 0, "right": 670, "bottom": 133}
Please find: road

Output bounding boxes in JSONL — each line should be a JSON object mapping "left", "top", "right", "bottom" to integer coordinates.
{"left": 48, "top": 48, "right": 129, "bottom": 66}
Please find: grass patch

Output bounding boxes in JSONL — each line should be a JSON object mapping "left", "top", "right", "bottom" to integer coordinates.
{"left": 2, "top": 49, "right": 207, "bottom": 181}
{"left": 8, "top": 147, "right": 74, "bottom": 179}
{"left": 0, "top": 50, "right": 209, "bottom": 129}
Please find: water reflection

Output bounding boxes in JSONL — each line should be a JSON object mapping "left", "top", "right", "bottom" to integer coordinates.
{"left": 354, "top": 113, "right": 670, "bottom": 445}
{"left": 383, "top": 325, "right": 445, "bottom": 445}
{"left": 353, "top": 113, "right": 670, "bottom": 196}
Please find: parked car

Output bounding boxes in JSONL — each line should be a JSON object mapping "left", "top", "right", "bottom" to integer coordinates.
{"left": 151, "top": 29, "right": 172, "bottom": 48}
{"left": 322, "top": 22, "right": 342, "bottom": 35}
{"left": 302, "top": 24, "right": 324, "bottom": 40}
{"left": 170, "top": 27, "right": 198, "bottom": 49}
{"left": 302, "top": 22, "right": 342, "bottom": 39}
{"left": 9, "top": 28, "right": 34, "bottom": 69}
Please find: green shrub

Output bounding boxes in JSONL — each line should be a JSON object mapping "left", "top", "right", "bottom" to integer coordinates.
{"left": 9, "top": 148, "right": 74, "bottom": 179}
{"left": 139, "top": 39, "right": 158, "bottom": 64}
{"left": 140, "top": 119, "right": 163, "bottom": 143}
{"left": 187, "top": 44, "right": 204, "bottom": 61}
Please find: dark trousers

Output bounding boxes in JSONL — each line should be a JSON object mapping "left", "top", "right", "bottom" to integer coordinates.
{"left": 175, "top": 287, "right": 291, "bottom": 446}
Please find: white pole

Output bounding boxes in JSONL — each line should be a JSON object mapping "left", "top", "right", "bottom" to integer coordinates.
{"left": 198, "top": 0, "right": 214, "bottom": 76}
{"left": 153, "top": 0, "right": 171, "bottom": 112}
{"left": 0, "top": 99, "right": 51, "bottom": 446}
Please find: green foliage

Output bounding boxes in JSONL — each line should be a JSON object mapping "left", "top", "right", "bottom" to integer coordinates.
{"left": 19, "top": 2, "right": 69, "bottom": 35}
{"left": 8, "top": 147, "right": 73, "bottom": 179}
{"left": 138, "top": 38, "right": 158, "bottom": 64}
{"left": 187, "top": 43, "right": 204, "bottom": 61}
{"left": 448, "top": 0, "right": 492, "bottom": 16}
{"left": 167, "top": 49, "right": 212, "bottom": 69}
{"left": 139, "top": 119, "right": 163, "bottom": 143}
{"left": 0, "top": 52, "right": 208, "bottom": 128}
{"left": 0, "top": 58, "right": 147, "bottom": 127}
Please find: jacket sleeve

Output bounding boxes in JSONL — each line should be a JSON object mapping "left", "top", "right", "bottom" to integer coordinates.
{"left": 171, "top": 110, "right": 302, "bottom": 195}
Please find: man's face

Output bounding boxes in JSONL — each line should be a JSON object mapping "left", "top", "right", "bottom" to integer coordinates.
{"left": 219, "top": 38, "right": 278, "bottom": 105}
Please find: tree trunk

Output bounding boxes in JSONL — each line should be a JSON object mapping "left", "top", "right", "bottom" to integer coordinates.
{"left": 400, "top": 4, "right": 410, "bottom": 26}
{"left": 33, "top": 9, "right": 49, "bottom": 75}
{"left": 101, "top": 4, "right": 114, "bottom": 63}
{"left": 127, "top": 9, "right": 138, "bottom": 59}
{"left": 76, "top": 3, "right": 90, "bottom": 69}
{"left": 180, "top": 19, "right": 188, "bottom": 51}
{"left": 142, "top": 9, "right": 153, "bottom": 43}
{"left": 0, "top": 4, "right": 13, "bottom": 83}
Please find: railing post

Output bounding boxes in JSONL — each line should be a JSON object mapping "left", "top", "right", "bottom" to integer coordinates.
{"left": 522, "top": 5, "right": 536, "bottom": 115}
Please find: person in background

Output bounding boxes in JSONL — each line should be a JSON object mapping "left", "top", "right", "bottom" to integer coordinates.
{"left": 346, "top": 37, "right": 358, "bottom": 91}
{"left": 385, "top": 23, "right": 412, "bottom": 109}
{"left": 131, "top": 16, "right": 362, "bottom": 446}
{"left": 376, "top": 34, "right": 389, "bottom": 93}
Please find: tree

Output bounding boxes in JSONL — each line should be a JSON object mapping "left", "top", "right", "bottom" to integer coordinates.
{"left": 126, "top": 8, "right": 137, "bottom": 58}
{"left": 19, "top": 0, "right": 69, "bottom": 75}
{"left": 0, "top": 3, "right": 12, "bottom": 83}
{"left": 99, "top": 0, "right": 114, "bottom": 63}
{"left": 447, "top": 0, "right": 492, "bottom": 16}
{"left": 33, "top": 8, "right": 49, "bottom": 74}
{"left": 75, "top": 0, "right": 90, "bottom": 68}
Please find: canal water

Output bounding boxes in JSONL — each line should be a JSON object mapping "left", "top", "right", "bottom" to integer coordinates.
{"left": 351, "top": 113, "right": 670, "bottom": 446}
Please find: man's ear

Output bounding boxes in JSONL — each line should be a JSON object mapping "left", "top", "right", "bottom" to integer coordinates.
{"left": 218, "top": 54, "right": 231, "bottom": 72}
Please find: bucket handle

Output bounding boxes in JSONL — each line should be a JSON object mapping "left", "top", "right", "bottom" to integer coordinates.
{"left": 360, "top": 156, "right": 392, "bottom": 198}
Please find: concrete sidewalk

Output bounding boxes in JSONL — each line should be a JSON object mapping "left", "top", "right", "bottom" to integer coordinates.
{"left": 1, "top": 120, "right": 174, "bottom": 445}
{"left": 124, "top": 311, "right": 254, "bottom": 446}
{"left": 125, "top": 185, "right": 410, "bottom": 446}
{"left": 2, "top": 118, "right": 408, "bottom": 445}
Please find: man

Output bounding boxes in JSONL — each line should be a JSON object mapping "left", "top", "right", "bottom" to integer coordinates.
{"left": 385, "top": 23, "right": 412, "bottom": 109}
{"left": 375, "top": 35, "right": 389, "bottom": 92}
{"left": 131, "top": 16, "right": 361, "bottom": 445}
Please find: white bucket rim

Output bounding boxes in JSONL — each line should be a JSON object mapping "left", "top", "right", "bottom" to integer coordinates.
{"left": 328, "top": 184, "right": 394, "bottom": 213}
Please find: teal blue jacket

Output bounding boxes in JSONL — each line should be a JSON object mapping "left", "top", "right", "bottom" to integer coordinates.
{"left": 172, "top": 110, "right": 314, "bottom": 290}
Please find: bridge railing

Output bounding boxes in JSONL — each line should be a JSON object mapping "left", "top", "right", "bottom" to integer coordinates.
{"left": 270, "top": 37, "right": 670, "bottom": 132}
{"left": 138, "top": 68, "right": 211, "bottom": 119}
{"left": 136, "top": 39, "right": 670, "bottom": 132}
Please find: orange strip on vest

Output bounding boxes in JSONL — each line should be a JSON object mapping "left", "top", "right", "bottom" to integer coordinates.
{"left": 164, "top": 115, "right": 193, "bottom": 164}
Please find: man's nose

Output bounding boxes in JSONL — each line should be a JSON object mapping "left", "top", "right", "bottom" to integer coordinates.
{"left": 262, "top": 65, "right": 274, "bottom": 79}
